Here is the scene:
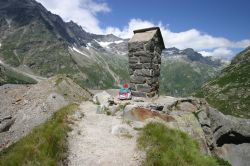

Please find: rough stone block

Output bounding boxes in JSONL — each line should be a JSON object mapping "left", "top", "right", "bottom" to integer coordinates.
{"left": 153, "top": 64, "right": 160, "bottom": 70}
{"left": 137, "top": 84, "right": 154, "bottom": 93}
{"left": 129, "top": 69, "right": 134, "bottom": 75}
{"left": 129, "top": 57, "right": 139, "bottom": 63}
{"left": 154, "top": 46, "right": 162, "bottom": 54}
{"left": 143, "top": 63, "right": 153, "bottom": 69}
{"left": 146, "top": 91, "right": 157, "bottom": 98}
{"left": 129, "top": 63, "right": 142, "bottom": 69}
{"left": 147, "top": 77, "right": 158, "bottom": 85}
{"left": 134, "top": 70, "right": 143, "bottom": 76}
{"left": 140, "top": 56, "right": 152, "bottom": 63}
{"left": 154, "top": 69, "right": 160, "bottom": 76}
{"left": 151, "top": 83, "right": 159, "bottom": 89}
{"left": 128, "top": 53, "right": 134, "bottom": 57}
{"left": 142, "top": 69, "right": 153, "bottom": 77}
{"left": 131, "top": 91, "right": 147, "bottom": 97}
{"left": 130, "top": 83, "right": 136, "bottom": 91}
{"left": 133, "top": 51, "right": 153, "bottom": 57}
{"left": 130, "top": 75, "right": 146, "bottom": 84}
{"left": 153, "top": 56, "right": 161, "bottom": 64}
{"left": 128, "top": 42, "right": 144, "bottom": 52}
{"left": 144, "top": 41, "right": 155, "bottom": 52}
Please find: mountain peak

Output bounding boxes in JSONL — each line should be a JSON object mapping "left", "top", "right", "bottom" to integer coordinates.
{"left": 163, "top": 47, "right": 222, "bottom": 67}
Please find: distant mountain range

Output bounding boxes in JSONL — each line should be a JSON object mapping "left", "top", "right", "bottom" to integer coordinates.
{"left": 196, "top": 46, "right": 250, "bottom": 118}
{"left": 0, "top": 0, "right": 225, "bottom": 96}
{"left": 159, "top": 47, "right": 224, "bottom": 96}
{"left": 163, "top": 47, "right": 222, "bottom": 67}
{"left": 0, "top": 0, "right": 129, "bottom": 89}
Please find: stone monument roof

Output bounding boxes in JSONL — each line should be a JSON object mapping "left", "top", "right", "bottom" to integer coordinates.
{"left": 129, "top": 27, "right": 165, "bottom": 49}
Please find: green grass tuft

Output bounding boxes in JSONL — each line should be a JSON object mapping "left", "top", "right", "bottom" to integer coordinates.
{"left": 138, "top": 122, "right": 227, "bottom": 166}
{"left": 0, "top": 103, "right": 79, "bottom": 166}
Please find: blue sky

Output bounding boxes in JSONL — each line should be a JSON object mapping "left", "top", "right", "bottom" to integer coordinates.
{"left": 99, "top": 0, "right": 250, "bottom": 41}
{"left": 37, "top": 0, "right": 250, "bottom": 59}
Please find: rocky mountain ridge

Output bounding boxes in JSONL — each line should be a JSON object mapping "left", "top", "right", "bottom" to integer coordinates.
{"left": 163, "top": 47, "right": 222, "bottom": 67}
{"left": 0, "top": 0, "right": 130, "bottom": 89}
{"left": 0, "top": 0, "right": 225, "bottom": 97}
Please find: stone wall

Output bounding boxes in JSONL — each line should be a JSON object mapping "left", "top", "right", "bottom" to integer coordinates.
{"left": 128, "top": 28, "right": 164, "bottom": 97}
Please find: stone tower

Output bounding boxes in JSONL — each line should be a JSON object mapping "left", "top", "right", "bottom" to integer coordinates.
{"left": 128, "top": 27, "right": 165, "bottom": 98}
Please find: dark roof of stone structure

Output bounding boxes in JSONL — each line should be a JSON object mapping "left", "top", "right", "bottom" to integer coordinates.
{"left": 130, "top": 27, "right": 165, "bottom": 49}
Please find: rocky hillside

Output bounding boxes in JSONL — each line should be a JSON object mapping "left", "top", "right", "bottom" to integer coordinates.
{"left": 159, "top": 48, "right": 223, "bottom": 96}
{"left": 196, "top": 46, "right": 250, "bottom": 118}
{"left": 0, "top": 0, "right": 128, "bottom": 89}
{"left": 0, "top": 75, "right": 92, "bottom": 150}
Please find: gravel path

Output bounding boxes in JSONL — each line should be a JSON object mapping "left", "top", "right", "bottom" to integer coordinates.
{"left": 68, "top": 101, "right": 143, "bottom": 166}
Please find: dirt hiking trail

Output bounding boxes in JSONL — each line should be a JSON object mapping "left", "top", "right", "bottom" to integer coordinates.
{"left": 68, "top": 101, "right": 143, "bottom": 166}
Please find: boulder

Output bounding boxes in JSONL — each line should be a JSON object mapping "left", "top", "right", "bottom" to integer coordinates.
{"left": 93, "top": 91, "right": 112, "bottom": 107}
{"left": 214, "top": 143, "right": 250, "bottom": 166}
{"left": 111, "top": 124, "right": 130, "bottom": 136}
{"left": 178, "top": 102, "right": 197, "bottom": 112}
{"left": 124, "top": 105, "right": 175, "bottom": 123}
{"left": 146, "top": 103, "right": 164, "bottom": 111}
{"left": 196, "top": 107, "right": 250, "bottom": 166}
{"left": 207, "top": 108, "right": 250, "bottom": 147}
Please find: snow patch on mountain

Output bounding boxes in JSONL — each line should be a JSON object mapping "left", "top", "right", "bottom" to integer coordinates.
{"left": 86, "top": 43, "right": 92, "bottom": 50}
{"left": 70, "top": 47, "right": 90, "bottom": 58}
{"left": 97, "top": 40, "right": 124, "bottom": 48}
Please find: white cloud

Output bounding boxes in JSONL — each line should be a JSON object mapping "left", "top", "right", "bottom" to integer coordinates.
{"left": 199, "top": 48, "right": 234, "bottom": 59}
{"left": 105, "top": 18, "right": 250, "bottom": 51}
{"left": 105, "top": 19, "right": 156, "bottom": 39}
{"left": 36, "top": 0, "right": 110, "bottom": 34}
{"left": 105, "top": 18, "right": 250, "bottom": 59}
{"left": 36, "top": 1, "right": 250, "bottom": 59}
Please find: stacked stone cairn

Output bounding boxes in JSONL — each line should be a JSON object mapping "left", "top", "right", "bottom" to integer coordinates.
{"left": 128, "top": 27, "right": 165, "bottom": 97}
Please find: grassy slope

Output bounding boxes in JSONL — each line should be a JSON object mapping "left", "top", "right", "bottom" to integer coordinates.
{"left": 0, "top": 21, "right": 78, "bottom": 77}
{"left": 160, "top": 59, "right": 219, "bottom": 97}
{"left": 0, "top": 103, "right": 79, "bottom": 166}
{"left": 0, "top": 64, "right": 37, "bottom": 85}
{"left": 138, "top": 122, "right": 231, "bottom": 166}
{"left": 195, "top": 47, "right": 250, "bottom": 118}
